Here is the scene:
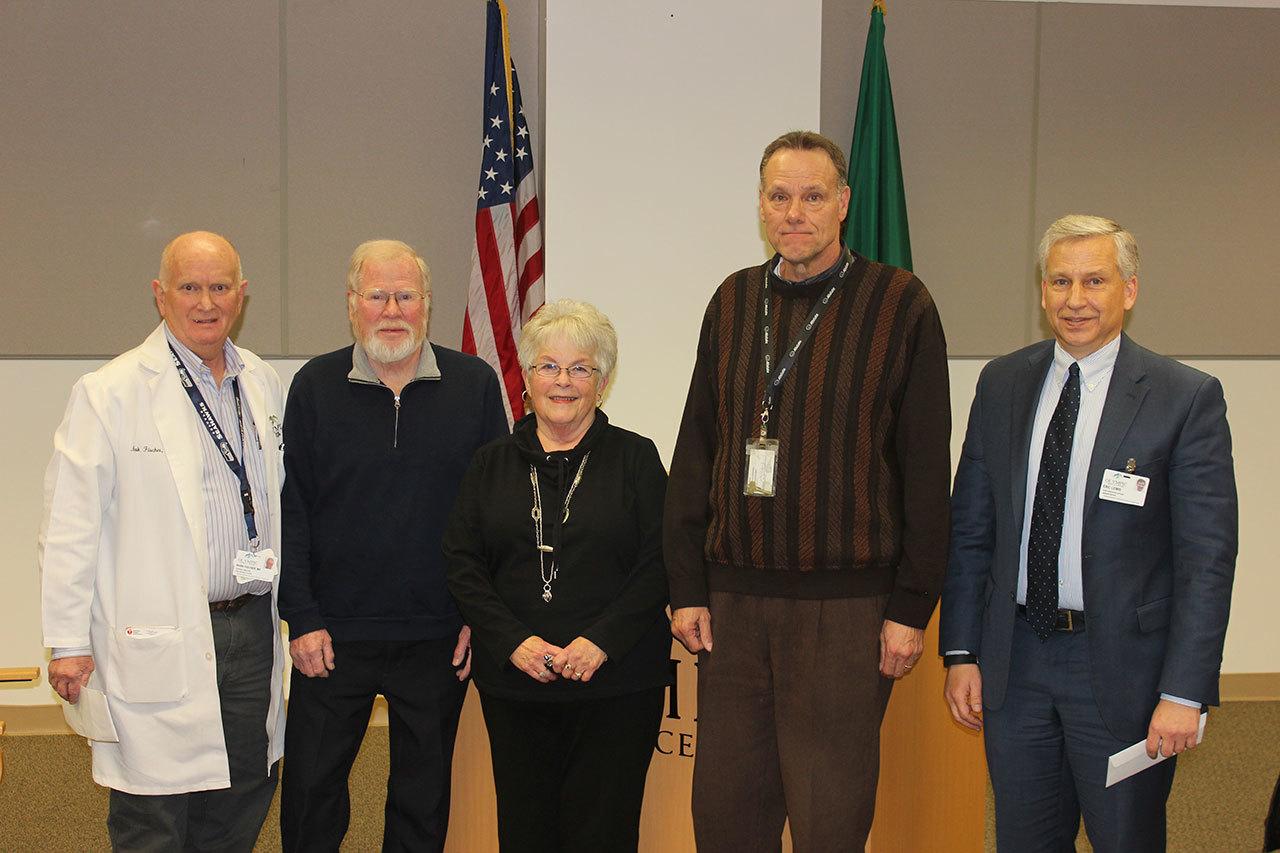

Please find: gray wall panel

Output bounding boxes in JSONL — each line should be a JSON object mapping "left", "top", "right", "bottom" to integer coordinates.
{"left": 1034, "top": 3, "right": 1280, "bottom": 356}
{"left": 0, "top": 2, "right": 283, "bottom": 355}
{"left": 2, "top": 1, "right": 542, "bottom": 358}
{"left": 284, "top": 0, "right": 543, "bottom": 356}
{"left": 823, "top": 0, "right": 1040, "bottom": 357}
{"left": 824, "top": 0, "right": 1280, "bottom": 357}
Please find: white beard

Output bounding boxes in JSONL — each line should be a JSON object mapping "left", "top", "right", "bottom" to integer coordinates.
{"left": 357, "top": 321, "right": 425, "bottom": 365}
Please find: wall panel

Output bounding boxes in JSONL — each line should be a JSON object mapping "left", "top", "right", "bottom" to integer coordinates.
{"left": 0, "top": 2, "right": 284, "bottom": 355}
{"left": 1034, "top": 3, "right": 1280, "bottom": 355}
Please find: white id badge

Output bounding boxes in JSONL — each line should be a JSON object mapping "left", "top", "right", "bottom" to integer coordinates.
{"left": 1098, "top": 469, "right": 1150, "bottom": 507}
{"left": 744, "top": 439, "right": 779, "bottom": 497}
{"left": 233, "top": 548, "right": 279, "bottom": 583}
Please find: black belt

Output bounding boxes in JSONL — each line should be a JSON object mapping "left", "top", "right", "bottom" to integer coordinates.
{"left": 1017, "top": 604, "right": 1086, "bottom": 633}
{"left": 209, "top": 593, "right": 257, "bottom": 613}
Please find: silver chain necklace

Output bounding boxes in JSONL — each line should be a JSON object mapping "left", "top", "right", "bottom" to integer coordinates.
{"left": 530, "top": 452, "right": 590, "bottom": 603}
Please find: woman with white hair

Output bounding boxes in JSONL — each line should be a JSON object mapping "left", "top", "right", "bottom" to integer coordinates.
{"left": 444, "top": 299, "right": 670, "bottom": 852}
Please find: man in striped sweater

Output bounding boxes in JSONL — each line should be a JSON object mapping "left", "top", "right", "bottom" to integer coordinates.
{"left": 664, "top": 131, "right": 951, "bottom": 852}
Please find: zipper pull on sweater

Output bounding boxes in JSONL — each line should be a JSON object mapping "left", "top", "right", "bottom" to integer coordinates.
{"left": 393, "top": 395, "right": 401, "bottom": 449}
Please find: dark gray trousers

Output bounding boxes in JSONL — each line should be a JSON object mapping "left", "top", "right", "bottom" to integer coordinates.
{"left": 108, "top": 592, "right": 278, "bottom": 853}
{"left": 691, "top": 591, "right": 894, "bottom": 853}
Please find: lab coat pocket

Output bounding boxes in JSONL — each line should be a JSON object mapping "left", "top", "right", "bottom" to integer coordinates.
{"left": 105, "top": 626, "right": 189, "bottom": 703}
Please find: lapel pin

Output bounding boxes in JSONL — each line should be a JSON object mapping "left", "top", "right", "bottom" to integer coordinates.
{"left": 1125, "top": 458, "right": 1137, "bottom": 473}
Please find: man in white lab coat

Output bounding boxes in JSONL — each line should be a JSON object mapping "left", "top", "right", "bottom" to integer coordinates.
{"left": 40, "top": 231, "right": 286, "bottom": 851}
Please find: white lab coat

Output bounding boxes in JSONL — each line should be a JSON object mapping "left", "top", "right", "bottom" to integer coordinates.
{"left": 39, "top": 324, "right": 286, "bottom": 795}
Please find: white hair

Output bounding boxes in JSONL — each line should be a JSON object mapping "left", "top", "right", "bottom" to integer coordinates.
{"left": 517, "top": 299, "right": 618, "bottom": 382}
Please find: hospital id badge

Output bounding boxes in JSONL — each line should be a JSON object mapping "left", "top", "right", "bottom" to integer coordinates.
{"left": 1098, "top": 469, "right": 1149, "bottom": 507}
{"left": 233, "top": 548, "right": 279, "bottom": 583}
{"left": 743, "top": 439, "right": 779, "bottom": 497}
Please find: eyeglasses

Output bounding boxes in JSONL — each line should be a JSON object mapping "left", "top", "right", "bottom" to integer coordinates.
{"left": 350, "top": 289, "right": 426, "bottom": 307}
{"left": 530, "top": 362, "right": 600, "bottom": 381}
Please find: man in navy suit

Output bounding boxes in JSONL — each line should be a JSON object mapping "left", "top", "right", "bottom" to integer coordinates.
{"left": 941, "top": 215, "right": 1238, "bottom": 851}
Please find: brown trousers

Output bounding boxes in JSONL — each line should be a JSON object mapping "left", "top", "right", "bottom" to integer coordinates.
{"left": 692, "top": 590, "right": 894, "bottom": 853}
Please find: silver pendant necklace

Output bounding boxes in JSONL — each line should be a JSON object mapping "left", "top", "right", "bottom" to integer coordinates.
{"left": 530, "top": 452, "right": 590, "bottom": 603}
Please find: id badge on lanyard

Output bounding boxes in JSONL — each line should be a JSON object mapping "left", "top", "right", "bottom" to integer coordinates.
{"left": 745, "top": 254, "right": 849, "bottom": 497}
{"left": 169, "top": 345, "right": 277, "bottom": 579}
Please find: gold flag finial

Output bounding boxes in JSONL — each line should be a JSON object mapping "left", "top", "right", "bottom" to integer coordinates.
{"left": 872, "top": 0, "right": 887, "bottom": 15}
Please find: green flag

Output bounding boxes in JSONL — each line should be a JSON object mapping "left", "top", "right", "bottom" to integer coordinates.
{"left": 844, "top": 3, "right": 912, "bottom": 271}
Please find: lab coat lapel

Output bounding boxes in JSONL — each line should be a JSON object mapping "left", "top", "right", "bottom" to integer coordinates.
{"left": 141, "top": 325, "right": 209, "bottom": 584}
{"left": 237, "top": 357, "right": 279, "bottom": 500}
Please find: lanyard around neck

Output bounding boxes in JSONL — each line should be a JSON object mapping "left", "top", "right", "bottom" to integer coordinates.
{"left": 168, "top": 345, "right": 259, "bottom": 546}
{"left": 758, "top": 251, "right": 853, "bottom": 438}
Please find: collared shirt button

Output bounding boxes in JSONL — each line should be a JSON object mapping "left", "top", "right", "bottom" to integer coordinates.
{"left": 205, "top": 652, "right": 213, "bottom": 661}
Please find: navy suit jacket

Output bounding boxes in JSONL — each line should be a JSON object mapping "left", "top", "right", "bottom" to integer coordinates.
{"left": 940, "top": 333, "right": 1238, "bottom": 741}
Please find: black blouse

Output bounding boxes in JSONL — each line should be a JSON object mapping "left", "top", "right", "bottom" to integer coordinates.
{"left": 444, "top": 411, "right": 672, "bottom": 701}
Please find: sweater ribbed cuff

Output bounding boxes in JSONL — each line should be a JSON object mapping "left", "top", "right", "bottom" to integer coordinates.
{"left": 667, "top": 575, "right": 709, "bottom": 611}
{"left": 884, "top": 585, "right": 938, "bottom": 630}
{"left": 281, "top": 606, "right": 325, "bottom": 639}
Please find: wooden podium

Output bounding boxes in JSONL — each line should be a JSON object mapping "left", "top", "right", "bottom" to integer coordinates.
{"left": 443, "top": 611, "right": 985, "bottom": 852}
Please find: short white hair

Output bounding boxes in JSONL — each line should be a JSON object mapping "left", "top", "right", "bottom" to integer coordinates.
{"left": 346, "top": 239, "right": 431, "bottom": 294}
{"left": 517, "top": 299, "right": 618, "bottom": 382}
{"left": 1038, "top": 215, "right": 1139, "bottom": 280}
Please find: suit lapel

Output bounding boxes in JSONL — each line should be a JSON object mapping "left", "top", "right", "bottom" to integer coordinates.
{"left": 1083, "top": 334, "right": 1148, "bottom": 522}
{"left": 142, "top": 326, "right": 210, "bottom": 583}
{"left": 1010, "top": 342, "right": 1054, "bottom": 532}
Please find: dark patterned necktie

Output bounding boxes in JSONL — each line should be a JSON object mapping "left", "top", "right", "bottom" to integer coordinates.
{"left": 1026, "top": 362, "right": 1081, "bottom": 641}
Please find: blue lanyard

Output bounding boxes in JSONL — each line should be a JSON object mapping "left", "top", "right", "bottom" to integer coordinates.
{"left": 168, "top": 345, "right": 259, "bottom": 545}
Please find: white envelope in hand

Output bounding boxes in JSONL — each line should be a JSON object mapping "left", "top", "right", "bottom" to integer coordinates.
{"left": 1105, "top": 712, "right": 1206, "bottom": 787}
{"left": 61, "top": 686, "right": 120, "bottom": 743}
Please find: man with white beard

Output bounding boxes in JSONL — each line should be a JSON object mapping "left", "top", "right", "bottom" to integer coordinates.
{"left": 278, "top": 239, "right": 508, "bottom": 851}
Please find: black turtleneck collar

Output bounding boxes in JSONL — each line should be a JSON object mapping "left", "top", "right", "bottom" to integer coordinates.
{"left": 768, "top": 246, "right": 857, "bottom": 296}
{"left": 512, "top": 408, "right": 609, "bottom": 470}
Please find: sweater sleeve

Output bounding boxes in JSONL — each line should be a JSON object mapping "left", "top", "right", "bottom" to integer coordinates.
{"left": 662, "top": 301, "right": 719, "bottom": 609}
{"left": 278, "top": 370, "right": 325, "bottom": 637}
{"left": 582, "top": 438, "right": 670, "bottom": 660}
{"left": 887, "top": 296, "right": 952, "bottom": 628}
{"left": 443, "top": 450, "right": 535, "bottom": 665}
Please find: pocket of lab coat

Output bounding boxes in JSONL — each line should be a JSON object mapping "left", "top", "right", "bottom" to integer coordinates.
{"left": 104, "top": 626, "right": 189, "bottom": 703}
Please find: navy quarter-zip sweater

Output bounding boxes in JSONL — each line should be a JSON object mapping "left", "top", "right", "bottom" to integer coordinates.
{"left": 280, "top": 343, "right": 508, "bottom": 642}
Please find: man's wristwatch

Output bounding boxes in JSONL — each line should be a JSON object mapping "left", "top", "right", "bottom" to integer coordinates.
{"left": 943, "top": 654, "right": 978, "bottom": 667}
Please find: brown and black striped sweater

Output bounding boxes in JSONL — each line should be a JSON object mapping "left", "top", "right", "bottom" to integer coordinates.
{"left": 663, "top": 252, "right": 951, "bottom": 629}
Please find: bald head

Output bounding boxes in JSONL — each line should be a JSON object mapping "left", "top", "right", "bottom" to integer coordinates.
{"left": 151, "top": 230, "right": 247, "bottom": 363}
{"left": 158, "top": 231, "right": 243, "bottom": 290}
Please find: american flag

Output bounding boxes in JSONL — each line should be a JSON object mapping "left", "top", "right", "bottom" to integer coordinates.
{"left": 463, "top": 0, "right": 544, "bottom": 426}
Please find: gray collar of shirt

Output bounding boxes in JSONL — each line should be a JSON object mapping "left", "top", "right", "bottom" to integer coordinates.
{"left": 348, "top": 341, "right": 441, "bottom": 385}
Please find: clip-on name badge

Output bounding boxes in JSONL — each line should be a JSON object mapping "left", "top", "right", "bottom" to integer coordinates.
{"left": 234, "top": 547, "right": 279, "bottom": 583}
{"left": 744, "top": 410, "right": 778, "bottom": 497}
